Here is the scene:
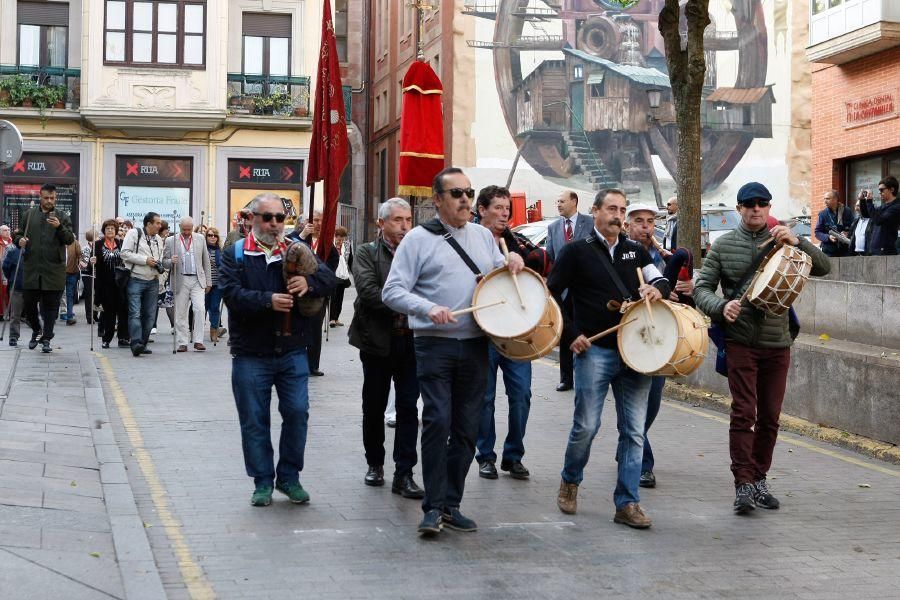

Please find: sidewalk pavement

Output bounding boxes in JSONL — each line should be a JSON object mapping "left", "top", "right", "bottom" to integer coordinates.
{"left": 0, "top": 331, "right": 164, "bottom": 600}
{"left": 3, "top": 292, "right": 900, "bottom": 599}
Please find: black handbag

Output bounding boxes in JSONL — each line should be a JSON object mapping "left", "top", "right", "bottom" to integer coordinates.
{"left": 114, "top": 235, "right": 140, "bottom": 288}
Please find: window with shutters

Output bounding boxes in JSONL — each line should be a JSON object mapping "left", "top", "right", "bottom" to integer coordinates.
{"left": 334, "top": 0, "right": 348, "bottom": 63}
{"left": 241, "top": 13, "right": 291, "bottom": 95}
{"left": 17, "top": 1, "right": 69, "bottom": 69}
{"left": 104, "top": 1, "right": 206, "bottom": 68}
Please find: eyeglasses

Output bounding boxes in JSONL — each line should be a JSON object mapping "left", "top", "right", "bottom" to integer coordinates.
{"left": 443, "top": 188, "right": 475, "bottom": 199}
{"left": 740, "top": 199, "right": 770, "bottom": 209}
{"left": 254, "top": 212, "right": 286, "bottom": 223}
{"left": 878, "top": 187, "right": 887, "bottom": 193}
{"left": 206, "top": 234, "right": 218, "bottom": 238}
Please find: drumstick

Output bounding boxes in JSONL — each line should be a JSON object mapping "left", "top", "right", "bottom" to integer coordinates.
{"left": 450, "top": 299, "right": 506, "bottom": 317}
{"left": 584, "top": 318, "right": 637, "bottom": 344}
{"left": 636, "top": 268, "right": 654, "bottom": 325}
{"left": 499, "top": 238, "right": 527, "bottom": 310}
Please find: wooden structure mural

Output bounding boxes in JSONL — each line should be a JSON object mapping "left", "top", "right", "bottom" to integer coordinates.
{"left": 466, "top": 0, "right": 772, "bottom": 201}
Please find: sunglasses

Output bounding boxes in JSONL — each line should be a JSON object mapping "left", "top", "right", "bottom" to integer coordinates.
{"left": 878, "top": 187, "right": 887, "bottom": 193}
{"left": 206, "top": 234, "right": 218, "bottom": 238}
{"left": 443, "top": 187, "right": 475, "bottom": 199}
{"left": 254, "top": 212, "right": 286, "bottom": 223}
{"left": 740, "top": 199, "right": 770, "bottom": 209}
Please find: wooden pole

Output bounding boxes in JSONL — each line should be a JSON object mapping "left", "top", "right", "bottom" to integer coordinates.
{"left": 450, "top": 299, "right": 506, "bottom": 317}
{"left": 636, "top": 267, "right": 654, "bottom": 325}
{"left": 584, "top": 318, "right": 637, "bottom": 344}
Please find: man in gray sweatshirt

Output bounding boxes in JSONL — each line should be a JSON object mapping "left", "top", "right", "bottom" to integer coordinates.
{"left": 382, "top": 167, "right": 524, "bottom": 536}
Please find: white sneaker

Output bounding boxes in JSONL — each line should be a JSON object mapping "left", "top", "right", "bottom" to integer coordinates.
{"left": 150, "top": 327, "right": 157, "bottom": 335}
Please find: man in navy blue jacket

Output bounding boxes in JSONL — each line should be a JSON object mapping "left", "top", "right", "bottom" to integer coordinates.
{"left": 219, "top": 193, "right": 336, "bottom": 507}
{"left": 814, "top": 190, "right": 853, "bottom": 257}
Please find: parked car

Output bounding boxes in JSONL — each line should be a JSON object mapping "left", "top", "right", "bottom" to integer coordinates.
{"left": 700, "top": 207, "right": 742, "bottom": 255}
{"left": 511, "top": 219, "right": 554, "bottom": 248}
{"left": 786, "top": 215, "right": 812, "bottom": 240}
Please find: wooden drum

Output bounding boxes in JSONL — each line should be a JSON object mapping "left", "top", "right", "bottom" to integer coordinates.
{"left": 746, "top": 244, "right": 812, "bottom": 317}
{"left": 617, "top": 300, "right": 708, "bottom": 377}
{"left": 471, "top": 267, "right": 562, "bottom": 361}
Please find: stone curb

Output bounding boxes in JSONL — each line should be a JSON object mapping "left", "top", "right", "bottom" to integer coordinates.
{"left": 78, "top": 349, "right": 168, "bottom": 600}
{"left": 664, "top": 379, "right": 900, "bottom": 466}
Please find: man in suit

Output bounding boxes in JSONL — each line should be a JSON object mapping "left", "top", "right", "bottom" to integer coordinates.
{"left": 545, "top": 189, "right": 592, "bottom": 391}
{"left": 164, "top": 216, "right": 212, "bottom": 352}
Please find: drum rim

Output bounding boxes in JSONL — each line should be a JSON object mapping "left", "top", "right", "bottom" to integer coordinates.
{"left": 472, "top": 266, "right": 549, "bottom": 338}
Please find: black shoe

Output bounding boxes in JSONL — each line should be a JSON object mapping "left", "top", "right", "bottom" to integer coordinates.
{"left": 41, "top": 340, "right": 52, "bottom": 353}
{"left": 734, "top": 483, "right": 757, "bottom": 514}
{"left": 28, "top": 337, "right": 39, "bottom": 350}
{"left": 102, "top": 341, "right": 110, "bottom": 349}
{"left": 556, "top": 381, "right": 573, "bottom": 392}
{"left": 478, "top": 461, "right": 498, "bottom": 480}
{"left": 639, "top": 471, "right": 656, "bottom": 488}
{"left": 441, "top": 508, "right": 477, "bottom": 532}
{"left": 9, "top": 338, "right": 17, "bottom": 347}
{"left": 391, "top": 473, "right": 425, "bottom": 499}
{"left": 364, "top": 465, "right": 384, "bottom": 487}
{"left": 140, "top": 348, "right": 152, "bottom": 355}
{"left": 417, "top": 509, "right": 443, "bottom": 536}
{"left": 309, "top": 369, "right": 325, "bottom": 377}
{"left": 754, "top": 478, "right": 780, "bottom": 510}
{"left": 500, "top": 460, "right": 530, "bottom": 480}
{"left": 131, "top": 344, "right": 145, "bottom": 357}
{"left": 118, "top": 339, "right": 130, "bottom": 348}
{"left": 66, "top": 318, "right": 77, "bottom": 326}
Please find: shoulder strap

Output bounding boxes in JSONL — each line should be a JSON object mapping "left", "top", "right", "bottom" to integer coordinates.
{"left": 422, "top": 218, "right": 482, "bottom": 279}
{"left": 727, "top": 240, "right": 773, "bottom": 301}
{"left": 585, "top": 235, "right": 632, "bottom": 302}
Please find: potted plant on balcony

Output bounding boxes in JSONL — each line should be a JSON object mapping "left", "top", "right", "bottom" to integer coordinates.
{"left": 270, "top": 91, "right": 293, "bottom": 116}
{"left": 253, "top": 94, "right": 275, "bottom": 115}
{"left": 3, "top": 75, "right": 36, "bottom": 108}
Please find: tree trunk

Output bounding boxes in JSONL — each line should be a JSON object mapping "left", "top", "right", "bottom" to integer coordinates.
{"left": 658, "top": 0, "right": 709, "bottom": 262}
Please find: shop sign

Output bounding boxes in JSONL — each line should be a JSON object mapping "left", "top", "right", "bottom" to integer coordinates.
{"left": 117, "top": 157, "right": 192, "bottom": 183}
{"left": 118, "top": 186, "right": 191, "bottom": 225}
{"left": 228, "top": 159, "right": 303, "bottom": 185}
{"left": 844, "top": 91, "right": 897, "bottom": 129}
{"left": 2, "top": 153, "right": 78, "bottom": 181}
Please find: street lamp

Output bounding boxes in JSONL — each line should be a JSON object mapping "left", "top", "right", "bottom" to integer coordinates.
{"left": 646, "top": 88, "right": 662, "bottom": 110}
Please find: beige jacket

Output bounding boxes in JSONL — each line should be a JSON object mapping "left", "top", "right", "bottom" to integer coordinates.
{"left": 163, "top": 232, "right": 212, "bottom": 288}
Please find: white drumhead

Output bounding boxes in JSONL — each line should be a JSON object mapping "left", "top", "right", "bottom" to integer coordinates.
{"left": 619, "top": 302, "right": 679, "bottom": 373}
{"left": 748, "top": 245, "right": 787, "bottom": 300}
{"left": 473, "top": 269, "right": 548, "bottom": 337}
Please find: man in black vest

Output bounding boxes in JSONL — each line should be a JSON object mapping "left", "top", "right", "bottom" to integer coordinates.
{"left": 548, "top": 188, "right": 670, "bottom": 529}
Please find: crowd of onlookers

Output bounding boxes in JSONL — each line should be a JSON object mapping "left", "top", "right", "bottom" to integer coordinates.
{"left": 814, "top": 175, "right": 899, "bottom": 258}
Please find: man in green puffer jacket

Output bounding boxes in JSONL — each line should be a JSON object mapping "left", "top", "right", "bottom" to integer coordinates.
{"left": 11, "top": 184, "right": 75, "bottom": 353}
{"left": 694, "top": 182, "right": 830, "bottom": 515}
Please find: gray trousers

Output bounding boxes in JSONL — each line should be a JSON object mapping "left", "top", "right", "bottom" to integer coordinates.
{"left": 8, "top": 289, "right": 23, "bottom": 340}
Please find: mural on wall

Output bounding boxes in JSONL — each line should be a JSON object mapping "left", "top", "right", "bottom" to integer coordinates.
{"left": 467, "top": 0, "right": 773, "bottom": 207}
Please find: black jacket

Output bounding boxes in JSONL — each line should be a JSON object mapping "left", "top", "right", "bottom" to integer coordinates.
{"left": 859, "top": 198, "right": 900, "bottom": 256}
{"left": 814, "top": 205, "right": 854, "bottom": 257}
{"left": 547, "top": 232, "right": 670, "bottom": 349}
{"left": 848, "top": 215, "right": 873, "bottom": 256}
{"left": 348, "top": 238, "right": 399, "bottom": 356}
{"left": 219, "top": 243, "right": 336, "bottom": 356}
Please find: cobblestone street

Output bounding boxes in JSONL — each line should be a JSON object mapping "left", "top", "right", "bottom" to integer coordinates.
{"left": 2, "top": 291, "right": 900, "bottom": 599}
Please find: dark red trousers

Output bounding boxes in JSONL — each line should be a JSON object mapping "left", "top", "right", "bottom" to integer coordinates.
{"left": 725, "top": 341, "right": 791, "bottom": 486}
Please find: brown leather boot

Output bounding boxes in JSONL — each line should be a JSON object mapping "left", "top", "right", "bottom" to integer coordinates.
{"left": 614, "top": 503, "right": 652, "bottom": 529}
{"left": 557, "top": 479, "right": 578, "bottom": 515}
{"left": 209, "top": 327, "right": 218, "bottom": 343}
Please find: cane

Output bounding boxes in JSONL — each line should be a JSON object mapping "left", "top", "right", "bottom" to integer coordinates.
{"left": 0, "top": 201, "right": 35, "bottom": 342}
{"left": 171, "top": 256, "right": 178, "bottom": 354}
{"left": 89, "top": 228, "right": 96, "bottom": 351}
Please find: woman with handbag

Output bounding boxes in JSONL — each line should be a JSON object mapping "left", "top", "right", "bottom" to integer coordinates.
{"left": 328, "top": 227, "right": 353, "bottom": 328}
{"left": 94, "top": 219, "right": 130, "bottom": 349}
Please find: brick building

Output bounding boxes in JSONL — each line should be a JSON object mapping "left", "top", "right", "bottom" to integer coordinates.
{"left": 808, "top": 0, "right": 900, "bottom": 215}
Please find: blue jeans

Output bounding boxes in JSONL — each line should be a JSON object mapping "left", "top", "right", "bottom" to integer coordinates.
{"left": 63, "top": 273, "right": 79, "bottom": 320}
{"left": 232, "top": 350, "right": 310, "bottom": 487}
{"left": 205, "top": 286, "right": 222, "bottom": 329}
{"left": 415, "top": 336, "right": 488, "bottom": 513}
{"left": 126, "top": 277, "right": 158, "bottom": 349}
{"left": 561, "top": 345, "right": 651, "bottom": 510}
{"left": 476, "top": 344, "right": 532, "bottom": 464}
{"left": 642, "top": 376, "right": 666, "bottom": 473}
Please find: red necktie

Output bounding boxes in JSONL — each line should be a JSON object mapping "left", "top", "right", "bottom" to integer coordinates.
{"left": 564, "top": 219, "right": 573, "bottom": 242}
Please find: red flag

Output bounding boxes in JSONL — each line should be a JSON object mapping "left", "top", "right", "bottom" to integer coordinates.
{"left": 307, "top": 0, "right": 349, "bottom": 261}
{"left": 398, "top": 61, "right": 445, "bottom": 197}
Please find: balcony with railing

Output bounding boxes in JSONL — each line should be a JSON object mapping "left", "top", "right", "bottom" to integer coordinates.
{"left": 0, "top": 65, "right": 81, "bottom": 119}
{"left": 226, "top": 73, "right": 311, "bottom": 127}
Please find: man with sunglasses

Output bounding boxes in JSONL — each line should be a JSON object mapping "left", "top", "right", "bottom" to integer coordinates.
{"left": 694, "top": 182, "right": 830, "bottom": 515}
{"left": 382, "top": 167, "right": 524, "bottom": 536}
{"left": 219, "top": 193, "right": 336, "bottom": 507}
{"left": 858, "top": 176, "right": 899, "bottom": 256}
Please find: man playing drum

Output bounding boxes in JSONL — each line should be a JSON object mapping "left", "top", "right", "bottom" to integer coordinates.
{"left": 383, "top": 168, "right": 524, "bottom": 536}
{"left": 624, "top": 203, "right": 694, "bottom": 490}
{"left": 473, "top": 185, "right": 552, "bottom": 482}
{"left": 694, "top": 182, "right": 830, "bottom": 514}
{"left": 547, "top": 189, "right": 670, "bottom": 529}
